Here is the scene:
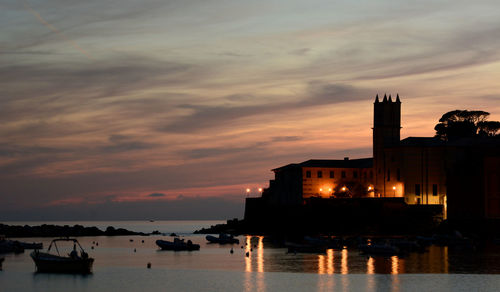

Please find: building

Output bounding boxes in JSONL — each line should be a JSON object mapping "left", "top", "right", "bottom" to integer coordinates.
{"left": 246, "top": 95, "right": 500, "bottom": 231}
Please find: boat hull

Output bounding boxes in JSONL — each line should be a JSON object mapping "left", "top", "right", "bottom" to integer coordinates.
{"left": 155, "top": 240, "right": 200, "bottom": 251}
{"left": 31, "top": 252, "right": 94, "bottom": 273}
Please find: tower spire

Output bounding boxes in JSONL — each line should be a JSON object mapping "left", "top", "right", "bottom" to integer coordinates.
{"left": 396, "top": 93, "right": 401, "bottom": 103}
{"left": 383, "top": 93, "right": 387, "bottom": 102}
{"left": 389, "top": 94, "right": 392, "bottom": 102}
{"left": 375, "top": 94, "right": 379, "bottom": 103}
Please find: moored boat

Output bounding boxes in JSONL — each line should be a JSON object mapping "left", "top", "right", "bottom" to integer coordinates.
{"left": 30, "top": 238, "right": 94, "bottom": 273}
{"left": 358, "top": 243, "right": 400, "bottom": 256}
{"left": 205, "top": 234, "right": 239, "bottom": 244}
{"left": 156, "top": 238, "right": 200, "bottom": 251}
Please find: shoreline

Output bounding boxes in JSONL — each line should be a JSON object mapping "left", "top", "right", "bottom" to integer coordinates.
{"left": 0, "top": 223, "right": 148, "bottom": 238}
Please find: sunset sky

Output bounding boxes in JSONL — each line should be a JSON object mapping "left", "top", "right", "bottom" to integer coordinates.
{"left": 1, "top": 0, "right": 500, "bottom": 220}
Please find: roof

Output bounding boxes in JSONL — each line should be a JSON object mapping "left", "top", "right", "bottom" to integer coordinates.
{"left": 273, "top": 158, "right": 373, "bottom": 171}
{"left": 398, "top": 137, "right": 445, "bottom": 147}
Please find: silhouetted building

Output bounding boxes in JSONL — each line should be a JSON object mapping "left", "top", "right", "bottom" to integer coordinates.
{"left": 246, "top": 95, "right": 500, "bottom": 232}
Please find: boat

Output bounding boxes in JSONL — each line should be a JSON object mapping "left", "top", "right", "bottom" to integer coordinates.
{"left": 285, "top": 241, "right": 327, "bottom": 254}
{"left": 358, "top": 243, "right": 400, "bottom": 256}
{"left": 16, "top": 241, "right": 43, "bottom": 250}
{"left": 0, "top": 240, "right": 24, "bottom": 254}
{"left": 30, "top": 238, "right": 94, "bottom": 273}
{"left": 205, "top": 234, "right": 240, "bottom": 244}
{"left": 156, "top": 238, "right": 200, "bottom": 251}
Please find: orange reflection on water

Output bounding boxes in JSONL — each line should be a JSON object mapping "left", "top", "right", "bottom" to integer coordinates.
{"left": 257, "top": 236, "right": 264, "bottom": 273}
{"left": 326, "top": 249, "right": 334, "bottom": 274}
{"left": 367, "top": 256, "right": 375, "bottom": 274}
{"left": 318, "top": 255, "right": 325, "bottom": 274}
{"left": 391, "top": 256, "right": 399, "bottom": 274}
{"left": 245, "top": 236, "right": 252, "bottom": 273}
{"left": 341, "top": 249, "right": 348, "bottom": 274}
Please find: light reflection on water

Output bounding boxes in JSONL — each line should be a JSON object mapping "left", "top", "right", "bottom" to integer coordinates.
{"left": 2, "top": 233, "right": 500, "bottom": 292}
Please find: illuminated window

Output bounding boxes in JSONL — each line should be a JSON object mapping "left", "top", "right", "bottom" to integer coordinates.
{"left": 433, "top": 184, "right": 438, "bottom": 196}
{"left": 317, "top": 171, "right": 322, "bottom": 178}
{"left": 330, "top": 171, "right": 334, "bottom": 178}
{"left": 306, "top": 171, "right": 311, "bottom": 178}
{"left": 341, "top": 171, "right": 346, "bottom": 178}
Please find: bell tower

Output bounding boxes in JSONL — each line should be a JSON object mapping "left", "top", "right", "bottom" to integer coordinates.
{"left": 373, "top": 94, "right": 401, "bottom": 196}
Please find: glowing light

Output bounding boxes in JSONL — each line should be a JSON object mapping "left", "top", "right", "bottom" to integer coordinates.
{"left": 368, "top": 186, "right": 373, "bottom": 191}
{"left": 328, "top": 188, "right": 332, "bottom": 192}
{"left": 319, "top": 188, "right": 323, "bottom": 192}
{"left": 258, "top": 188, "right": 263, "bottom": 193}
{"left": 392, "top": 186, "right": 396, "bottom": 190}
{"left": 341, "top": 186, "right": 347, "bottom": 192}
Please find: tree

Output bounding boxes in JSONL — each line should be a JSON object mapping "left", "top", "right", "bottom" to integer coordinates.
{"left": 434, "top": 110, "right": 499, "bottom": 141}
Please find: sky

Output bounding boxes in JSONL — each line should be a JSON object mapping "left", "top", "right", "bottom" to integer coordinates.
{"left": 1, "top": 0, "right": 500, "bottom": 220}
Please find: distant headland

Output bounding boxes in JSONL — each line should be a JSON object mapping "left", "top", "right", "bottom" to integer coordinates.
{"left": 0, "top": 223, "right": 147, "bottom": 238}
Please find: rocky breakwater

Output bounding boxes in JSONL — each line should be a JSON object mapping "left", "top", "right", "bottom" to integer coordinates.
{"left": 0, "top": 223, "right": 147, "bottom": 238}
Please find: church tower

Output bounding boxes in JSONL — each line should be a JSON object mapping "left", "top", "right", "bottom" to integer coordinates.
{"left": 373, "top": 94, "right": 401, "bottom": 196}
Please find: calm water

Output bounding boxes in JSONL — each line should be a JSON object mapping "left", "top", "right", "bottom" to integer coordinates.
{"left": 1, "top": 221, "right": 500, "bottom": 291}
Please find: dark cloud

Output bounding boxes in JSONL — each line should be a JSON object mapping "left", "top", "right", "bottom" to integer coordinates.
{"left": 271, "top": 136, "right": 303, "bottom": 142}
{"left": 148, "top": 193, "right": 166, "bottom": 197}
{"left": 161, "top": 83, "right": 370, "bottom": 133}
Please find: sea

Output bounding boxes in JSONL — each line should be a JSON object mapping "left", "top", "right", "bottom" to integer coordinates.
{"left": 1, "top": 220, "right": 500, "bottom": 292}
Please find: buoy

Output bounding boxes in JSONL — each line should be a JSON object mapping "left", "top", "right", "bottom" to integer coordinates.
{"left": 250, "top": 248, "right": 253, "bottom": 252}
{"left": 245, "top": 252, "right": 249, "bottom": 257}
{"left": 147, "top": 262, "right": 151, "bottom": 269}
{"left": 142, "top": 240, "right": 144, "bottom": 243}
{"left": 91, "top": 246, "right": 94, "bottom": 250}
{"left": 96, "top": 242, "right": 99, "bottom": 246}
{"left": 134, "top": 248, "right": 136, "bottom": 252}
{"left": 241, "top": 246, "right": 244, "bottom": 249}
{"left": 230, "top": 248, "right": 234, "bottom": 254}
{"left": 130, "top": 239, "right": 134, "bottom": 242}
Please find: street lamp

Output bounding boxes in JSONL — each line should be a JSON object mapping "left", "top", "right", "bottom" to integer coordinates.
{"left": 246, "top": 188, "right": 250, "bottom": 197}
{"left": 258, "top": 188, "right": 263, "bottom": 196}
{"left": 392, "top": 186, "right": 396, "bottom": 196}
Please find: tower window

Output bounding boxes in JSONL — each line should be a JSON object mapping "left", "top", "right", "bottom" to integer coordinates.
{"left": 341, "top": 171, "right": 346, "bottom": 178}
{"left": 306, "top": 171, "right": 311, "bottom": 178}
{"left": 329, "top": 171, "right": 334, "bottom": 178}
{"left": 370, "top": 171, "right": 373, "bottom": 179}
{"left": 433, "top": 184, "right": 438, "bottom": 196}
{"left": 415, "top": 184, "right": 420, "bottom": 196}
{"left": 387, "top": 169, "right": 391, "bottom": 181}
{"left": 397, "top": 168, "right": 401, "bottom": 181}
{"left": 353, "top": 171, "right": 358, "bottom": 178}
{"left": 317, "top": 171, "right": 322, "bottom": 178}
